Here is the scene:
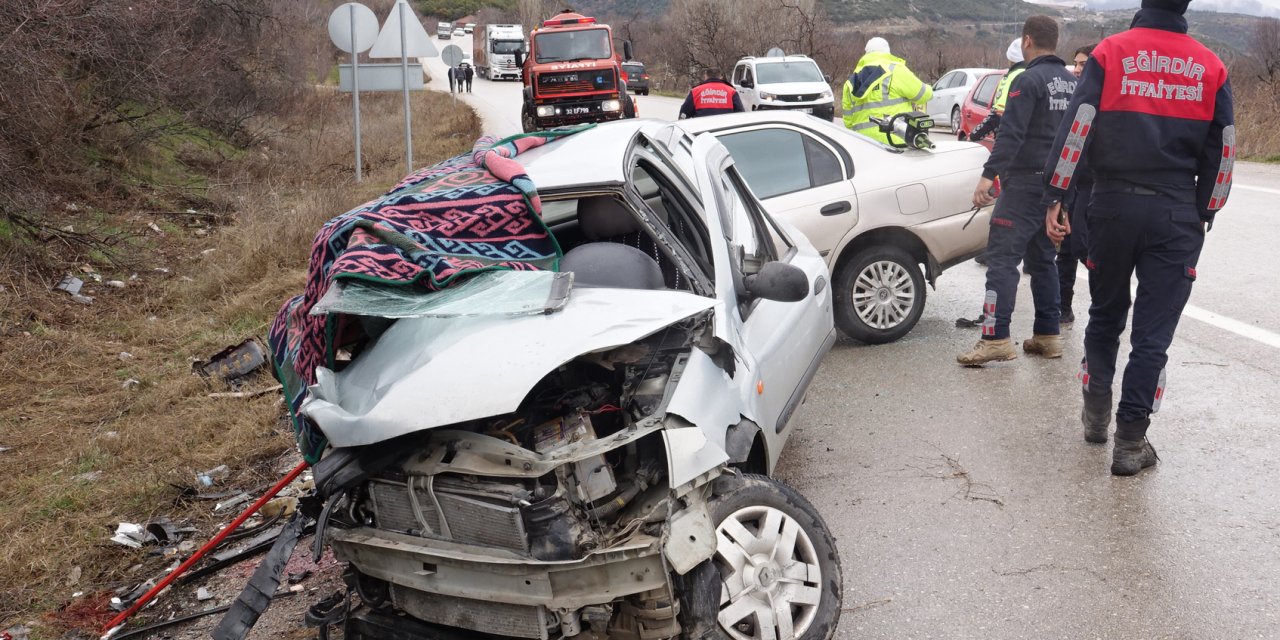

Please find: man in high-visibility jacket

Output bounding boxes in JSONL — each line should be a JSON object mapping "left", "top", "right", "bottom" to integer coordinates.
{"left": 969, "top": 38, "right": 1028, "bottom": 142}
{"left": 842, "top": 38, "right": 932, "bottom": 144}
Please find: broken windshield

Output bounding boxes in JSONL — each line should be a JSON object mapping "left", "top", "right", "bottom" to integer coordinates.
{"left": 311, "top": 270, "right": 571, "bottom": 319}
{"left": 534, "top": 28, "right": 611, "bottom": 63}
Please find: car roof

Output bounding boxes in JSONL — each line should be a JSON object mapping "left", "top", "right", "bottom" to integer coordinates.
{"left": 750, "top": 56, "right": 816, "bottom": 65}
{"left": 947, "top": 67, "right": 1000, "bottom": 75}
{"left": 517, "top": 120, "right": 649, "bottom": 190}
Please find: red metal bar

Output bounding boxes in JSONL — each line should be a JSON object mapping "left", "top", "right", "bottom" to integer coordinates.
{"left": 100, "top": 461, "right": 309, "bottom": 638}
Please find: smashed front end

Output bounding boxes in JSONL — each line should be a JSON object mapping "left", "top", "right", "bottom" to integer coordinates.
{"left": 304, "top": 287, "right": 733, "bottom": 640}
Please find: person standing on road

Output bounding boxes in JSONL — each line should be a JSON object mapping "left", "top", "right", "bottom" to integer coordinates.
{"left": 1042, "top": 0, "right": 1234, "bottom": 476}
{"left": 842, "top": 37, "right": 933, "bottom": 145}
{"left": 447, "top": 66, "right": 457, "bottom": 93}
{"left": 463, "top": 63, "right": 474, "bottom": 93}
{"left": 679, "top": 69, "right": 745, "bottom": 118}
{"left": 967, "top": 38, "right": 1028, "bottom": 143}
{"left": 957, "top": 16, "right": 1076, "bottom": 367}
{"left": 1055, "top": 44, "right": 1098, "bottom": 326}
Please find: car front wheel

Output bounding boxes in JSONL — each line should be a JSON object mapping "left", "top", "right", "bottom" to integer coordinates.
{"left": 833, "top": 245, "right": 926, "bottom": 344}
{"left": 681, "top": 474, "right": 842, "bottom": 640}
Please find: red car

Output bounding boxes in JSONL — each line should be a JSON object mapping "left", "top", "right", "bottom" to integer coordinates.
{"left": 956, "top": 70, "right": 1004, "bottom": 151}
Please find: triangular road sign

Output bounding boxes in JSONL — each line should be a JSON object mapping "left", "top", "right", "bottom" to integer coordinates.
{"left": 370, "top": 0, "right": 438, "bottom": 58}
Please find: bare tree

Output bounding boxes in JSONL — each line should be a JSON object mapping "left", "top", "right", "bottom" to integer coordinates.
{"left": 1252, "top": 17, "right": 1280, "bottom": 82}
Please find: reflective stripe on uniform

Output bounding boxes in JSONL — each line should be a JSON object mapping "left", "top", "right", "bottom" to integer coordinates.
{"left": 1051, "top": 104, "right": 1096, "bottom": 190}
{"left": 846, "top": 96, "right": 909, "bottom": 114}
{"left": 1208, "top": 125, "right": 1235, "bottom": 211}
{"left": 909, "top": 84, "right": 928, "bottom": 102}
{"left": 882, "top": 64, "right": 897, "bottom": 102}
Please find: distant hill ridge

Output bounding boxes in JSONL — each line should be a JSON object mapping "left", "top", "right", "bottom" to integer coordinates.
{"left": 566, "top": 0, "right": 1052, "bottom": 22}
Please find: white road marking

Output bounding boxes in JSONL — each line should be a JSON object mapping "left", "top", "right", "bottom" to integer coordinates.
{"left": 1234, "top": 183, "right": 1280, "bottom": 195}
{"left": 1075, "top": 273, "right": 1280, "bottom": 350}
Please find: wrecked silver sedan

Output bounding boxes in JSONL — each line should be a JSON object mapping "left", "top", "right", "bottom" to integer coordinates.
{"left": 302, "top": 122, "right": 843, "bottom": 640}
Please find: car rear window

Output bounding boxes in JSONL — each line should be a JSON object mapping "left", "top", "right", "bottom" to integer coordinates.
{"left": 974, "top": 74, "right": 1000, "bottom": 108}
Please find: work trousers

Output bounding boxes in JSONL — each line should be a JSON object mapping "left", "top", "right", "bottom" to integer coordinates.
{"left": 1057, "top": 181, "right": 1092, "bottom": 312}
{"left": 1081, "top": 189, "right": 1204, "bottom": 432}
{"left": 981, "top": 175, "right": 1060, "bottom": 340}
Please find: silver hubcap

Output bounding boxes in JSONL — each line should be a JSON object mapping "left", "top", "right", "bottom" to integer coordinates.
{"left": 952, "top": 109, "right": 961, "bottom": 132}
{"left": 715, "top": 506, "right": 823, "bottom": 640}
{"left": 852, "top": 260, "right": 916, "bottom": 329}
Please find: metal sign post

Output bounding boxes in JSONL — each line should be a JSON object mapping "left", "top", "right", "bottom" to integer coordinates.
{"left": 441, "top": 45, "right": 465, "bottom": 106}
{"left": 370, "top": 0, "right": 436, "bottom": 176}
{"left": 327, "top": 3, "right": 378, "bottom": 182}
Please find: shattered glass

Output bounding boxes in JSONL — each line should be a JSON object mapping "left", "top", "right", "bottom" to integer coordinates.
{"left": 310, "top": 270, "right": 572, "bottom": 319}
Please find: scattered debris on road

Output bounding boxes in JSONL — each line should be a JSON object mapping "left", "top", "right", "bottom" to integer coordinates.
{"left": 193, "top": 338, "right": 267, "bottom": 383}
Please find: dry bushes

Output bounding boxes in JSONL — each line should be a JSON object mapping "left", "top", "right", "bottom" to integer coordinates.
{"left": 0, "top": 88, "right": 480, "bottom": 628}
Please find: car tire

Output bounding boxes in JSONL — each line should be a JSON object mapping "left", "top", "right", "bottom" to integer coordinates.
{"left": 521, "top": 104, "right": 536, "bottom": 133}
{"left": 951, "top": 106, "right": 961, "bottom": 133}
{"left": 833, "top": 245, "right": 926, "bottom": 344}
{"left": 679, "top": 474, "right": 842, "bottom": 640}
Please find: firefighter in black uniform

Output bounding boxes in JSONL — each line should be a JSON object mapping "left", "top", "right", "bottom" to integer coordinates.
{"left": 1043, "top": 0, "right": 1234, "bottom": 475}
{"left": 957, "top": 16, "right": 1076, "bottom": 367}
{"left": 679, "top": 69, "right": 745, "bottom": 119}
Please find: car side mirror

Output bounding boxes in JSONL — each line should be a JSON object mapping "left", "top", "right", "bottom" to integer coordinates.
{"left": 745, "top": 262, "right": 809, "bottom": 302}
{"left": 514, "top": 51, "right": 525, "bottom": 67}
{"left": 623, "top": 40, "right": 634, "bottom": 61}
{"left": 823, "top": 73, "right": 832, "bottom": 84}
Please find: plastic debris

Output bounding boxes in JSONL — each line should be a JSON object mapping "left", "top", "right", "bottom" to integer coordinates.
{"left": 0, "top": 446, "right": 10, "bottom": 454}
{"left": 55, "top": 275, "right": 84, "bottom": 296}
{"left": 118, "top": 351, "right": 134, "bottom": 361}
{"left": 196, "top": 465, "right": 230, "bottom": 487}
{"left": 214, "top": 493, "right": 252, "bottom": 513}
{"left": 196, "top": 586, "right": 213, "bottom": 601}
{"left": 147, "top": 222, "right": 163, "bottom": 234}
{"left": 67, "top": 566, "right": 82, "bottom": 586}
{"left": 193, "top": 339, "right": 267, "bottom": 382}
{"left": 70, "top": 294, "right": 94, "bottom": 305}
{"left": 111, "top": 523, "right": 147, "bottom": 548}
{"left": 106, "top": 280, "right": 126, "bottom": 289}
{"left": 122, "top": 379, "right": 141, "bottom": 390}
{"left": 72, "top": 471, "right": 102, "bottom": 483}
{"left": 1, "top": 624, "right": 31, "bottom": 640}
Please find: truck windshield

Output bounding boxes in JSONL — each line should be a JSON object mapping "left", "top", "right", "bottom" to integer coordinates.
{"left": 534, "top": 28, "right": 611, "bottom": 63}
{"left": 492, "top": 40, "right": 524, "bottom": 54}
{"left": 755, "top": 61, "right": 824, "bottom": 84}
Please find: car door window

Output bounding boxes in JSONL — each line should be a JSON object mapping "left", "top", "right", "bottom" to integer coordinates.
{"left": 974, "top": 75, "right": 1000, "bottom": 107}
{"left": 718, "top": 128, "right": 844, "bottom": 199}
{"left": 936, "top": 71, "right": 957, "bottom": 90}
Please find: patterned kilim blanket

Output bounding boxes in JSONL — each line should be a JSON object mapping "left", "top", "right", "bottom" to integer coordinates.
{"left": 268, "top": 127, "right": 590, "bottom": 460}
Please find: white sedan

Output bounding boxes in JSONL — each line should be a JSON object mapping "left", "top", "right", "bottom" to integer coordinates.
{"left": 678, "top": 110, "right": 992, "bottom": 343}
{"left": 927, "top": 67, "right": 999, "bottom": 132}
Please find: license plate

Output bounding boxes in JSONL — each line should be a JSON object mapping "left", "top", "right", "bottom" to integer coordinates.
{"left": 566, "top": 106, "right": 592, "bottom": 115}
{"left": 801, "top": 108, "right": 813, "bottom": 114}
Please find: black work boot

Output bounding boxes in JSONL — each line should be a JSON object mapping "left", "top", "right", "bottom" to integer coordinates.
{"left": 1081, "top": 390, "right": 1112, "bottom": 444}
{"left": 1112, "top": 419, "right": 1158, "bottom": 476}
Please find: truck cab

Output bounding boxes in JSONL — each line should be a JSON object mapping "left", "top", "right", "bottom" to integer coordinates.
{"left": 476, "top": 24, "right": 526, "bottom": 81}
{"left": 436, "top": 21, "right": 452, "bottom": 39}
{"left": 519, "top": 12, "right": 635, "bottom": 132}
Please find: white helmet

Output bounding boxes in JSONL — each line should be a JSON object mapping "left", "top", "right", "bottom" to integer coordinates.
{"left": 1006, "top": 37, "right": 1024, "bottom": 63}
{"left": 865, "top": 37, "right": 891, "bottom": 55}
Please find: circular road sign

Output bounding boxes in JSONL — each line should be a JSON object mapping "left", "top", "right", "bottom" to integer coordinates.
{"left": 766, "top": 47, "right": 786, "bottom": 58}
{"left": 328, "top": 3, "right": 379, "bottom": 54}
{"left": 441, "top": 44, "right": 465, "bottom": 67}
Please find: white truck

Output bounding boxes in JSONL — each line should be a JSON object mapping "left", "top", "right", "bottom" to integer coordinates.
{"left": 475, "top": 23, "right": 525, "bottom": 81}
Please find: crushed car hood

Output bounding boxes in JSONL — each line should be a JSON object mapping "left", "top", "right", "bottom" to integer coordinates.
{"left": 301, "top": 287, "right": 716, "bottom": 448}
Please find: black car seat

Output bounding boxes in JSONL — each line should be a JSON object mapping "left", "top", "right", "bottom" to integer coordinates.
{"left": 562, "top": 195, "right": 681, "bottom": 289}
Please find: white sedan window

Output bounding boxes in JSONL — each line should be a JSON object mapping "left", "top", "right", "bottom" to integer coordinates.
{"left": 719, "top": 128, "right": 844, "bottom": 199}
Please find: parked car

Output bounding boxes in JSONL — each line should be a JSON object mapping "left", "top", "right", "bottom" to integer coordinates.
{"left": 955, "top": 70, "right": 1004, "bottom": 151}
{"left": 621, "top": 60, "right": 650, "bottom": 95}
{"left": 926, "top": 67, "right": 999, "bottom": 132}
{"left": 732, "top": 54, "right": 835, "bottom": 121}
{"left": 678, "top": 110, "right": 992, "bottom": 343}
{"left": 463, "top": 22, "right": 476, "bottom": 33}
{"left": 452, "top": 27, "right": 466, "bottom": 38}
{"left": 309, "top": 120, "right": 844, "bottom": 640}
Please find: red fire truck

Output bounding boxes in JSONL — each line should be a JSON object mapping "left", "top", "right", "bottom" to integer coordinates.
{"left": 517, "top": 12, "right": 636, "bottom": 132}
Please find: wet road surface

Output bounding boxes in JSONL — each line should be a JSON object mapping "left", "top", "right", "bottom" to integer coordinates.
{"left": 426, "top": 42, "right": 1280, "bottom": 637}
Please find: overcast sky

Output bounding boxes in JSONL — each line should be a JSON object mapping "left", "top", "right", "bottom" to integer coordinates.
{"left": 1033, "top": 0, "right": 1280, "bottom": 17}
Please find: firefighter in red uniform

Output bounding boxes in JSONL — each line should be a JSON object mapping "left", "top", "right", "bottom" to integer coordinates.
{"left": 1042, "top": 0, "right": 1234, "bottom": 476}
{"left": 679, "top": 69, "right": 745, "bottom": 118}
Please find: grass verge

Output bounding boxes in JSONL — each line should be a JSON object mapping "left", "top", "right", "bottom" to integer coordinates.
{"left": 0, "top": 88, "right": 480, "bottom": 633}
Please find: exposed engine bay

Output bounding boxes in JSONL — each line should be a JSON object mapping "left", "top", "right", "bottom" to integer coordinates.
{"left": 325, "top": 316, "right": 721, "bottom": 640}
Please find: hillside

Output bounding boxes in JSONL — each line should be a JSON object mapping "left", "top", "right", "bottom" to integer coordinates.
{"left": 568, "top": 0, "right": 1052, "bottom": 22}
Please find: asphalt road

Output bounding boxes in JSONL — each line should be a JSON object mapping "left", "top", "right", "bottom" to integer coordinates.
{"left": 424, "top": 40, "right": 1280, "bottom": 637}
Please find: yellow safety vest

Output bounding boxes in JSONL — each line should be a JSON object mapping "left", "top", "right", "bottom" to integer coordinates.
{"left": 842, "top": 52, "right": 933, "bottom": 145}
{"left": 992, "top": 66, "right": 1026, "bottom": 114}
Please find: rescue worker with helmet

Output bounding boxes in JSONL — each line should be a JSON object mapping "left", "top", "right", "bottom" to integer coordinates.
{"left": 842, "top": 38, "right": 932, "bottom": 144}
{"left": 679, "top": 69, "right": 745, "bottom": 118}
{"left": 1042, "top": 0, "right": 1234, "bottom": 476}
{"left": 968, "top": 38, "right": 1028, "bottom": 143}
